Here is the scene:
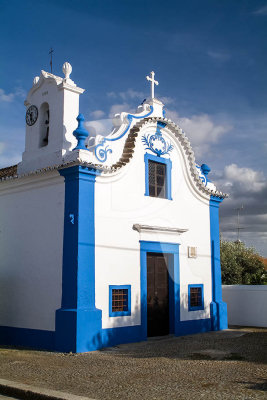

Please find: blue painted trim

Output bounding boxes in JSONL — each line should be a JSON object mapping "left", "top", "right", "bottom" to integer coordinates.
{"left": 0, "top": 326, "right": 55, "bottom": 351}
{"left": 209, "top": 195, "right": 228, "bottom": 331}
{"left": 109, "top": 285, "right": 131, "bottom": 317}
{"left": 102, "top": 325, "right": 142, "bottom": 348}
{"left": 188, "top": 284, "right": 204, "bottom": 311}
{"left": 140, "top": 241, "right": 180, "bottom": 339}
{"left": 55, "top": 165, "right": 102, "bottom": 353}
{"left": 175, "top": 318, "right": 211, "bottom": 336}
{"left": 95, "top": 106, "right": 154, "bottom": 162}
{"left": 144, "top": 153, "right": 172, "bottom": 200}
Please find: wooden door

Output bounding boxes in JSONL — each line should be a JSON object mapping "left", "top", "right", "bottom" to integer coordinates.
{"left": 147, "top": 253, "right": 169, "bottom": 337}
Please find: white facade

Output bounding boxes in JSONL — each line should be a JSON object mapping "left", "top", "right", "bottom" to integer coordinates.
{"left": 0, "top": 64, "right": 227, "bottom": 352}
{"left": 94, "top": 129, "right": 213, "bottom": 328}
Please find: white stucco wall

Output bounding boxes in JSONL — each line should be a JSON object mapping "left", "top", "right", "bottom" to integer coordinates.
{"left": 0, "top": 171, "right": 64, "bottom": 331}
{"left": 222, "top": 285, "right": 267, "bottom": 327}
{"left": 95, "top": 124, "right": 213, "bottom": 329}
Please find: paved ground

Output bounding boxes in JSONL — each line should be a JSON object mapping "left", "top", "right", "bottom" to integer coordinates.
{"left": 0, "top": 327, "right": 266, "bottom": 400}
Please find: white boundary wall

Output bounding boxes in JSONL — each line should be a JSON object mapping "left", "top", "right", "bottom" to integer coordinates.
{"left": 222, "top": 285, "right": 267, "bottom": 327}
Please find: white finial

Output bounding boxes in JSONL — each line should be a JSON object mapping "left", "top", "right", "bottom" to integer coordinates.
{"left": 33, "top": 76, "right": 39, "bottom": 85}
{"left": 62, "top": 62, "right": 72, "bottom": 80}
{"left": 146, "top": 71, "right": 159, "bottom": 99}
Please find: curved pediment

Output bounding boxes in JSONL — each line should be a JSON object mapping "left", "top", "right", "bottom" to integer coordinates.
{"left": 103, "top": 115, "right": 226, "bottom": 199}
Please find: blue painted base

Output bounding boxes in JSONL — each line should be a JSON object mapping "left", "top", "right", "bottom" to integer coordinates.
{"left": 210, "top": 301, "right": 228, "bottom": 331}
{"left": 55, "top": 308, "right": 102, "bottom": 353}
{"left": 0, "top": 326, "right": 55, "bottom": 351}
{"left": 0, "top": 316, "right": 225, "bottom": 353}
{"left": 175, "top": 318, "right": 211, "bottom": 336}
{"left": 102, "top": 325, "right": 143, "bottom": 348}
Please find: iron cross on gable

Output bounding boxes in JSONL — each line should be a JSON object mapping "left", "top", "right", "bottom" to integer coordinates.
{"left": 146, "top": 71, "right": 159, "bottom": 99}
{"left": 49, "top": 48, "right": 54, "bottom": 73}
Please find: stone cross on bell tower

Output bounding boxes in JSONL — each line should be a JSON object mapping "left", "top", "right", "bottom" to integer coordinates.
{"left": 146, "top": 71, "right": 159, "bottom": 99}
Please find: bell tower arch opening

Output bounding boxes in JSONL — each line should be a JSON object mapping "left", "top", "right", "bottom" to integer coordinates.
{"left": 39, "top": 102, "right": 50, "bottom": 148}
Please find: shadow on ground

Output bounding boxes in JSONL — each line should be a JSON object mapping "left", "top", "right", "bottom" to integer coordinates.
{"left": 99, "top": 328, "right": 267, "bottom": 365}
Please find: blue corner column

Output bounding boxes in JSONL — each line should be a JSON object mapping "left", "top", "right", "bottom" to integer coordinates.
{"left": 55, "top": 165, "right": 102, "bottom": 353}
{"left": 209, "top": 196, "right": 228, "bottom": 331}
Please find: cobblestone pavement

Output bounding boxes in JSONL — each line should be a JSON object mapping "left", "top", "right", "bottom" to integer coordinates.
{"left": 0, "top": 328, "right": 266, "bottom": 400}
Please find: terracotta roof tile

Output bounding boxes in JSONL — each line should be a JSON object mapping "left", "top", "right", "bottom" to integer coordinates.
{"left": 0, "top": 165, "right": 18, "bottom": 179}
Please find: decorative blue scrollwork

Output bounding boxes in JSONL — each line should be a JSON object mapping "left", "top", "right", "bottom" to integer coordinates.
{"left": 94, "top": 106, "right": 153, "bottom": 162}
{"left": 95, "top": 145, "right": 112, "bottom": 163}
{"left": 142, "top": 121, "right": 173, "bottom": 157}
{"left": 196, "top": 164, "right": 211, "bottom": 186}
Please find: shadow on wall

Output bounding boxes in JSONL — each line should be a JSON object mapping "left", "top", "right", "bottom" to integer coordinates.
{"left": 91, "top": 294, "right": 142, "bottom": 350}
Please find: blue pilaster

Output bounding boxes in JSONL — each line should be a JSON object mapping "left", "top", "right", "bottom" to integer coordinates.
{"left": 55, "top": 165, "right": 102, "bottom": 353}
{"left": 209, "top": 196, "right": 228, "bottom": 331}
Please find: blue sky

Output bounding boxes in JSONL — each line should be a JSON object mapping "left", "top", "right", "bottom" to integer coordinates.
{"left": 0, "top": 0, "right": 266, "bottom": 255}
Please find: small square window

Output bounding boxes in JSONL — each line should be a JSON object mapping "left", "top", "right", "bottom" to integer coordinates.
{"left": 109, "top": 285, "right": 131, "bottom": 317}
{"left": 112, "top": 289, "right": 128, "bottom": 312}
{"left": 188, "top": 284, "right": 204, "bottom": 311}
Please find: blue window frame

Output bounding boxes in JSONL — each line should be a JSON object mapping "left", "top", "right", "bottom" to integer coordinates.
{"left": 109, "top": 285, "right": 131, "bottom": 317}
{"left": 188, "top": 284, "right": 204, "bottom": 311}
{"left": 144, "top": 153, "right": 172, "bottom": 200}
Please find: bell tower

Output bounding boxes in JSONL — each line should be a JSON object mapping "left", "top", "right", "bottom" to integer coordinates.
{"left": 18, "top": 62, "right": 85, "bottom": 175}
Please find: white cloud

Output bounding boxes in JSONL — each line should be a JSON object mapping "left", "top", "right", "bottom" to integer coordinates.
{"left": 166, "top": 111, "right": 231, "bottom": 158}
{"left": 119, "top": 89, "right": 145, "bottom": 101}
{"left": 109, "top": 103, "right": 133, "bottom": 118}
{"left": 107, "top": 89, "right": 175, "bottom": 105}
{"left": 0, "top": 87, "right": 26, "bottom": 103}
{"left": 90, "top": 110, "right": 105, "bottom": 119}
{"left": 0, "top": 89, "right": 14, "bottom": 102}
{"left": 216, "top": 164, "right": 267, "bottom": 255}
{"left": 107, "top": 89, "right": 145, "bottom": 102}
{"left": 85, "top": 118, "right": 113, "bottom": 138}
{"left": 14, "top": 87, "right": 27, "bottom": 98}
{"left": 253, "top": 5, "right": 267, "bottom": 15}
{"left": 160, "top": 96, "right": 175, "bottom": 105}
{"left": 207, "top": 51, "right": 231, "bottom": 62}
{"left": 222, "top": 164, "right": 266, "bottom": 193}
{"left": 165, "top": 109, "right": 180, "bottom": 123}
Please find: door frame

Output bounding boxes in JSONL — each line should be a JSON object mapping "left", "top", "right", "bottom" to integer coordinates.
{"left": 140, "top": 241, "right": 180, "bottom": 339}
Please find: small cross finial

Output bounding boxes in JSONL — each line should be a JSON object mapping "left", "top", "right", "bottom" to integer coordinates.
{"left": 49, "top": 48, "right": 54, "bottom": 73}
{"left": 146, "top": 71, "right": 159, "bottom": 99}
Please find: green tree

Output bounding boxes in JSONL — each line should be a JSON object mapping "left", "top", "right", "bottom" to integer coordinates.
{"left": 220, "top": 239, "right": 267, "bottom": 285}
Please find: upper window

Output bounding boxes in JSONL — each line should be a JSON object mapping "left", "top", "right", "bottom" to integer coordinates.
{"left": 109, "top": 285, "right": 131, "bottom": 317}
{"left": 188, "top": 284, "right": 204, "bottom": 311}
{"left": 144, "top": 153, "right": 172, "bottom": 200}
{"left": 149, "top": 160, "right": 166, "bottom": 198}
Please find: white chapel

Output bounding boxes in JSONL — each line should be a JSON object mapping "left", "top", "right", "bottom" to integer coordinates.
{"left": 0, "top": 63, "right": 228, "bottom": 352}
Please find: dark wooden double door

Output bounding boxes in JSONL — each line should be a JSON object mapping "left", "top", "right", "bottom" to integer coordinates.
{"left": 147, "top": 253, "right": 169, "bottom": 337}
